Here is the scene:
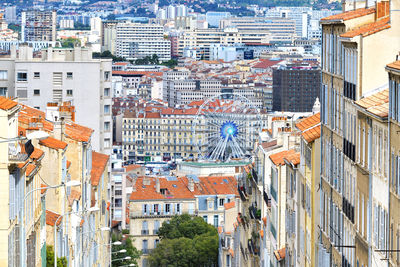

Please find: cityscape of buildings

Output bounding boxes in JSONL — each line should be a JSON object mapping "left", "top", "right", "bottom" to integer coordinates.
{"left": 0, "top": 0, "right": 399, "bottom": 267}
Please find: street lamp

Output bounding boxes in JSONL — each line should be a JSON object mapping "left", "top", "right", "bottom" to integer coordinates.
{"left": 113, "top": 241, "right": 122, "bottom": 246}
{"left": 20, "top": 180, "right": 80, "bottom": 267}
{"left": 112, "top": 249, "right": 127, "bottom": 254}
{"left": 112, "top": 256, "right": 131, "bottom": 262}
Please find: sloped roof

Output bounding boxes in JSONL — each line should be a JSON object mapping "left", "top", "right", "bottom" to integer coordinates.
{"left": 65, "top": 121, "right": 93, "bottom": 142}
{"left": 224, "top": 201, "right": 235, "bottom": 210}
{"left": 252, "top": 59, "right": 282, "bottom": 69}
{"left": 283, "top": 152, "right": 300, "bottom": 166}
{"left": 387, "top": 60, "right": 400, "bottom": 71}
{"left": 269, "top": 149, "right": 297, "bottom": 166}
{"left": 296, "top": 113, "right": 320, "bottom": 131}
{"left": 355, "top": 88, "right": 389, "bottom": 118}
{"left": 302, "top": 125, "right": 321, "bottom": 143}
{"left": 46, "top": 210, "right": 62, "bottom": 226}
{"left": 274, "top": 247, "right": 286, "bottom": 261}
{"left": 321, "top": 7, "right": 375, "bottom": 21}
{"left": 91, "top": 151, "right": 109, "bottom": 186}
{"left": 341, "top": 17, "right": 390, "bottom": 38}
{"left": 39, "top": 137, "right": 68, "bottom": 150}
{"left": 30, "top": 148, "right": 44, "bottom": 161}
{"left": 0, "top": 97, "right": 18, "bottom": 110}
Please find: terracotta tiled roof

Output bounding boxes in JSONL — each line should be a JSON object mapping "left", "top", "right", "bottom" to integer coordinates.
{"left": 296, "top": 113, "right": 320, "bottom": 131}
{"left": 321, "top": 7, "right": 375, "bottom": 21}
{"left": 252, "top": 59, "right": 282, "bottom": 69}
{"left": 302, "top": 125, "right": 321, "bottom": 143}
{"left": 341, "top": 17, "right": 390, "bottom": 38}
{"left": 0, "top": 97, "right": 18, "bottom": 110}
{"left": 66, "top": 160, "right": 71, "bottom": 169}
{"left": 46, "top": 210, "right": 62, "bottom": 226}
{"left": 355, "top": 88, "right": 389, "bottom": 118}
{"left": 130, "top": 177, "right": 195, "bottom": 201}
{"left": 224, "top": 201, "right": 235, "bottom": 210}
{"left": 145, "top": 112, "right": 161, "bottom": 118}
{"left": 274, "top": 247, "right": 286, "bottom": 261}
{"left": 30, "top": 148, "right": 44, "bottom": 161}
{"left": 125, "top": 164, "right": 141, "bottom": 172}
{"left": 261, "top": 140, "right": 278, "bottom": 149}
{"left": 39, "top": 137, "right": 68, "bottom": 150}
{"left": 41, "top": 184, "right": 48, "bottom": 194}
{"left": 269, "top": 149, "right": 297, "bottom": 166}
{"left": 65, "top": 121, "right": 93, "bottom": 142}
{"left": 68, "top": 189, "right": 81, "bottom": 204}
{"left": 262, "top": 217, "right": 267, "bottom": 226}
{"left": 91, "top": 151, "right": 109, "bottom": 186}
{"left": 284, "top": 152, "right": 301, "bottom": 166}
{"left": 387, "top": 60, "right": 400, "bottom": 71}
{"left": 25, "top": 163, "right": 38, "bottom": 177}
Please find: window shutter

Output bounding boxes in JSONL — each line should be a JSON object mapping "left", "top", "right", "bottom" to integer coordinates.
{"left": 9, "top": 173, "right": 15, "bottom": 220}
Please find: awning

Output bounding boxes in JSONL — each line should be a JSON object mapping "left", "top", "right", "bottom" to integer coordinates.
{"left": 274, "top": 247, "right": 285, "bottom": 261}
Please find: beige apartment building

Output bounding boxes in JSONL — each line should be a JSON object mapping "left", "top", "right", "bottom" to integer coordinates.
{"left": 320, "top": 0, "right": 400, "bottom": 266}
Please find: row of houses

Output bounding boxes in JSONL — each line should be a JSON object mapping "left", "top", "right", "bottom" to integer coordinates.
{"left": 0, "top": 98, "right": 110, "bottom": 266}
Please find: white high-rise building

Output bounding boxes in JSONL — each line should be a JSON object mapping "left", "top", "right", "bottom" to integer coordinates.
{"left": 0, "top": 46, "right": 113, "bottom": 154}
{"left": 4, "top": 6, "right": 17, "bottom": 23}
{"left": 116, "top": 22, "right": 171, "bottom": 61}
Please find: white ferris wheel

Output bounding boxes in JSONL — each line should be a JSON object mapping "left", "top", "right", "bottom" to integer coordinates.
{"left": 192, "top": 93, "right": 262, "bottom": 162}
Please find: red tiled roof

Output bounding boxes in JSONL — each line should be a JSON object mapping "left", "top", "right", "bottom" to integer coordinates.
{"left": 46, "top": 210, "right": 62, "bottom": 226}
{"left": 67, "top": 160, "right": 71, "bottom": 169}
{"left": 341, "top": 17, "right": 390, "bottom": 38}
{"left": 68, "top": 189, "right": 81, "bottom": 204}
{"left": 252, "top": 59, "right": 282, "bottom": 69}
{"left": 302, "top": 125, "right": 321, "bottom": 143}
{"left": 269, "top": 149, "right": 297, "bottom": 166}
{"left": 0, "top": 97, "right": 18, "bottom": 110}
{"left": 65, "top": 121, "right": 93, "bottom": 142}
{"left": 25, "top": 163, "right": 38, "bottom": 177}
{"left": 125, "top": 164, "right": 141, "bottom": 172}
{"left": 130, "top": 177, "right": 195, "bottom": 201}
{"left": 284, "top": 152, "right": 301, "bottom": 166}
{"left": 41, "top": 184, "right": 48, "bottom": 194}
{"left": 296, "top": 113, "right": 320, "bottom": 131}
{"left": 114, "top": 62, "right": 129, "bottom": 66}
{"left": 355, "top": 88, "right": 389, "bottom": 118}
{"left": 91, "top": 151, "right": 109, "bottom": 186}
{"left": 274, "top": 247, "right": 286, "bottom": 261}
{"left": 387, "top": 60, "right": 400, "bottom": 71}
{"left": 321, "top": 7, "right": 375, "bottom": 21}
{"left": 261, "top": 140, "right": 278, "bottom": 149}
{"left": 30, "top": 148, "right": 44, "bottom": 161}
{"left": 39, "top": 137, "right": 68, "bottom": 150}
{"left": 224, "top": 201, "right": 235, "bottom": 210}
{"left": 145, "top": 112, "right": 161, "bottom": 118}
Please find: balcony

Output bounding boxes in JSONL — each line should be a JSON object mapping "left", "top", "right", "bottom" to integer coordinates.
{"left": 141, "top": 229, "right": 149, "bottom": 235}
{"left": 263, "top": 190, "right": 271, "bottom": 208}
{"left": 142, "top": 248, "right": 153, "bottom": 255}
{"left": 248, "top": 239, "right": 260, "bottom": 256}
{"left": 8, "top": 142, "right": 29, "bottom": 162}
{"left": 130, "top": 209, "right": 197, "bottom": 218}
{"left": 249, "top": 205, "right": 261, "bottom": 220}
{"left": 238, "top": 185, "right": 248, "bottom": 202}
{"left": 153, "top": 229, "right": 159, "bottom": 235}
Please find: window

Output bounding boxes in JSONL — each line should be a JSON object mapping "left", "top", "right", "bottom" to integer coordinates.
{"left": 143, "top": 204, "right": 148, "bottom": 215}
{"left": 219, "top": 198, "right": 225, "bottom": 206}
{"left": 33, "top": 89, "right": 40, "bottom": 96}
{"left": 104, "top": 71, "right": 110, "bottom": 81}
{"left": 0, "top": 70, "right": 7, "bottom": 80}
{"left": 17, "top": 72, "right": 27, "bottom": 81}
{"left": 67, "top": 72, "right": 73, "bottom": 79}
{"left": 214, "top": 215, "right": 219, "bottom": 227}
{"left": 17, "top": 89, "right": 27, "bottom": 98}
{"left": 34, "top": 72, "right": 40, "bottom": 78}
{"left": 0, "top": 87, "right": 7, "bottom": 96}
{"left": 104, "top": 122, "right": 110, "bottom": 132}
{"left": 104, "top": 88, "right": 110, "bottom": 97}
{"left": 104, "top": 105, "right": 110, "bottom": 114}
{"left": 66, "top": 89, "right": 73, "bottom": 96}
{"left": 165, "top": 203, "right": 170, "bottom": 213}
{"left": 203, "top": 215, "right": 208, "bottom": 223}
{"left": 104, "top": 138, "right": 110, "bottom": 148}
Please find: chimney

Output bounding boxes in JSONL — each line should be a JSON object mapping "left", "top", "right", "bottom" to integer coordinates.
{"left": 156, "top": 178, "right": 160, "bottom": 193}
{"left": 188, "top": 178, "right": 194, "bottom": 192}
{"left": 53, "top": 117, "right": 65, "bottom": 141}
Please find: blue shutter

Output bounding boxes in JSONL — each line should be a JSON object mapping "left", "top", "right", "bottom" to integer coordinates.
{"left": 9, "top": 173, "right": 15, "bottom": 219}
{"left": 62, "top": 156, "right": 67, "bottom": 183}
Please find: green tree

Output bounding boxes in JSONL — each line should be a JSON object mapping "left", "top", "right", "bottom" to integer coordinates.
{"left": 46, "top": 245, "right": 67, "bottom": 267}
{"left": 161, "top": 59, "right": 178, "bottom": 69}
{"left": 112, "top": 233, "right": 141, "bottom": 267}
{"left": 92, "top": 50, "right": 126, "bottom": 62}
{"left": 149, "top": 214, "right": 218, "bottom": 267}
{"left": 61, "top": 37, "right": 81, "bottom": 48}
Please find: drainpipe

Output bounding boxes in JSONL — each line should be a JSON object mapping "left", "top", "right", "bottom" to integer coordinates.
{"left": 367, "top": 118, "right": 373, "bottom": 267}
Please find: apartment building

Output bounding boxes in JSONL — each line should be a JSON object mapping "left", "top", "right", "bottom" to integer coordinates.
{"left": 116, "top": 23, "right": 171, "bottom": 61}
{"left": 21, "top": 9, "right": 57, "bottom": 42}
{"left": 101, "top": 20, "right": 118, "bottom": 54}
{"left": 386, "top": 60, "right": 400, "bottom": 267}
{"left": 177, "top": 28, "right": 271, "bottom": 59}
{"left": 219, "top": 17, "right": 296, "bottom": 43}
{"left": 0, "top": 46, "right": 113, "bottom": 154}
{"left": 129, "top": 175, "right": 238, "bottom": 267}
{"left": 319, "top": 1, "right": 400, "bottom": 266}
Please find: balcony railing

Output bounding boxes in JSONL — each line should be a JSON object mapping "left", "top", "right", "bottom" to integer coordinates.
{"left": 130, "top": 209, "right": 197, "bottom": 218}
{"left": 141, "top": 229, "right": 149, "bottom": 235}
{"left": 8, "top": 142, "right": 29, "bottom": 162}
{"left": 263, "top": 190, "right": 271, "bottom": 207}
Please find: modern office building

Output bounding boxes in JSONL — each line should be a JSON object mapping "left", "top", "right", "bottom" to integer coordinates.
{"left": 272, "top": 61, "right": 320, "bottom": 112}
{"left": 115, "top": 22, "right": 171, "bottom": 61}
{"left": 21, "top": 9, "right": 57, "bottom": 42}
{"left": 4, "top": 6, "right": 17, "bottom": 23}
{"left": 206, "top": 11, "right": 231, "bottom": 27}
